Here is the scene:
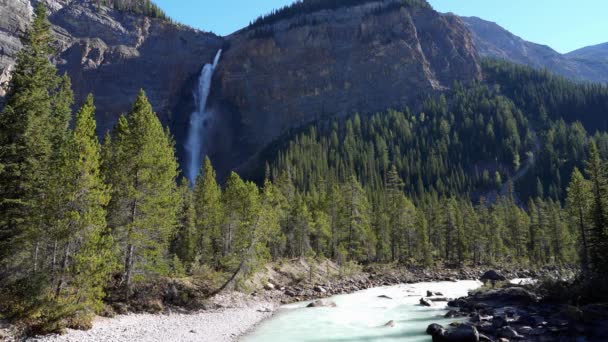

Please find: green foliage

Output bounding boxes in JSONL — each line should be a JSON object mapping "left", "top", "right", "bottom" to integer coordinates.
{"left": 104, "top": 90, "right": 179, "bottom": 300}
{"left": 193, "top": 157, "right": 223, "bottom": 267}
{"left": 249, "top": 0, "right": 431, "bottom": 30}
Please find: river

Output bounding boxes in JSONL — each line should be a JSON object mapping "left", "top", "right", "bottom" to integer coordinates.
{"left": 243, "top": 280, "right": 482, "bottom": 342}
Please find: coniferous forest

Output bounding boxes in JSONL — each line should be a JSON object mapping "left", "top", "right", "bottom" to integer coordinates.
{"left": 2, "top": 3, "right": 608, "bottom": 334}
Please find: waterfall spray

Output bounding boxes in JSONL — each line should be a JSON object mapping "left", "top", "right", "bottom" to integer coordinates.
{"left": 185, "top": 49, "right": 222, "bottom": 184}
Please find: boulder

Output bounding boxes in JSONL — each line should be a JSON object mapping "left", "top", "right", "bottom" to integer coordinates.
{"left": 420, "top": 298, "right": 433, "bottom": 307}
{"left": 445, "top": 310, "right": 461, "bottom": 318}
{"left": 427, "top": 290, "right": 434, "bottom": 297}
{"left": 427, "top": 323, "right": 445, "bottom": 335}
{"left": 313, "top": 285, "right": 326, "bottom": 293}
{"left": 264, "top": 283, "right": 275, "bottom": 291}
{"left": 284, "top": 289, "right": 296, "bottom": 297}
{"left": 448, "top": 298, "right": 469, "bottom": 308}
{"left": 470, "top": 287, "right": 538, "bottom": 307}
{"left": 480, "top": 270, "right": 506, "bottom": 284}
{"left": 448, "top": 325, "right": 480, "bottom": 342}
{"left": 428, "top": 324, "right": 480, "bottom": 342}
{"left": 307, "top": 299, "right": 337, "bottom": 308}
{"left": 378, "top": 295, "right": 392, "bottom": 299}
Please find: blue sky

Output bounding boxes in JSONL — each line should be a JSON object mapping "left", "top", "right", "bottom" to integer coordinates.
{"left": 153, "top": 0, "right": 608, "bottom": 53}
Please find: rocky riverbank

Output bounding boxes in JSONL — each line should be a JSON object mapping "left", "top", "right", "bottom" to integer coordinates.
{"left": 0, "top": 261, "right": 548, "bottom": 341}
{"left": 426, "top": 278, "right": 608, "bottom": 341}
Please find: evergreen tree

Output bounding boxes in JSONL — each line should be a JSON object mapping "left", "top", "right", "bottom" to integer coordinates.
{"left": 170, "top": 178, "right": 196, "bottom": 272}
{"left": 566, "top": 168, "right": 591, "bottom": 274}
{"left": 104, "top": 90, "right": 179, "bottom": 300}
{"left": 54, "top": 95, "right": 114, "bottom": 316}
{"left": 585, "top": 143, "right": 608, "bottom": 275}
{"left": 193, "top": 157, "right": 223, "bottom": 268}
{"left": 0, "top": 3, "right": 59, "bottom": 275}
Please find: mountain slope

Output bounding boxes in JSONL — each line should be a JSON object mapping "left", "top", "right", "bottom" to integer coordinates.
{"left": 0, "top": 0, "right": 482, "bottom": 176}
{"left": 0, "top": 0, "right": 224, "bottom": 138}
{"left": 462, "top": 16, "right": 608, "bottom": 84}
{"left": 568, "top": 42, "right": 608, "bottom": 62}
{"left": 212, "top": 0, "right": 482, "bottom": 172}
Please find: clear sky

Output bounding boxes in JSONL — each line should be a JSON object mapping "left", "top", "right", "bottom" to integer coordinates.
{"left": 153, "top": 0, "right": 608, "bottom": 53}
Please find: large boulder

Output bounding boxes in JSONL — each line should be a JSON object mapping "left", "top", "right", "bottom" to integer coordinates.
{"left": 469, "top": 287, "right": 538, "bottom": 307}
{"left": 480, "top": 270, "right": 506, "bottom": 283}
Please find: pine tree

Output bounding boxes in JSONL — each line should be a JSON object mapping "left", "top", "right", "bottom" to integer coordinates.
{"left": 55, "top": 95, "right": 114, "bottom": 315}
{"left": 221, "top": 172, "right": 260, "bottom": 270}
{"left": 585, "top": 142, "right": 608, "bottom": 275}
{"left": 193, "top": 157, "right": 223, "bottom": 267}
{"left": 0, "top": 3, "right": 59, "bottom": 275}
{"left": 104, "top": 90, "right": 179, "bottom": 300}
{"left": 566, "top": 168, "right": 591, "bottom": 274}
{"left": 170, "top": 178, "right": 196, "bottom": 271}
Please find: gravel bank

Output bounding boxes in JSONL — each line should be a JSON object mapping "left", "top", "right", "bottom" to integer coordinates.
{"left": 29, "top": 298, "right": 276, "bottom": 342}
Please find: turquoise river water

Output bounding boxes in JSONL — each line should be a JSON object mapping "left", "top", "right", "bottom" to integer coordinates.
{"left": 243, "top": 280, "right": 482, "bottom": 342}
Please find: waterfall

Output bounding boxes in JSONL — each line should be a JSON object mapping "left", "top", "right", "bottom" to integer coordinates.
{"left": 185, "top": 49, "right": 222, "bottom": 184}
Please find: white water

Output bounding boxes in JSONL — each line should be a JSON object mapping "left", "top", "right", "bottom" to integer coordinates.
{"left": 243, "top": 280, "right": 482, "bottom": 342}
{"left": 185, "top": 49, "right": 222, "bottom": 184}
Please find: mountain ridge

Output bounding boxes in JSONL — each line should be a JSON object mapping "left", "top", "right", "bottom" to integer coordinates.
{"left": 462, "top": 15, "right": 608, "bottom": 84}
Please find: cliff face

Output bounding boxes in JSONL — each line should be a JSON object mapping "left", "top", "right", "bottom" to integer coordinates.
{"left": 0, "top": 0, "right": 224, "bottom": 138}
{"left": 462, "top": 16, "right": 608, "bottom": 84}
{"left": 212, "top": 1, "right": 481, "bottom": 171}
{"left": 0, "top": 0, "right": 482, "bottom": 175}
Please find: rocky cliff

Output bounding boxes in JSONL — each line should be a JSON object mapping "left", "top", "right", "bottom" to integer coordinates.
{"left": 0, "top": 0, "right": 482, "bottom": 175}
{"left": 0, "top": 0, "right": 224, "bottom": 140}
{"left": 462, "top": 16, "right": 608, "bottom": 84}
{"left": 211, "top": 1, "right": 482, "bottom": 172}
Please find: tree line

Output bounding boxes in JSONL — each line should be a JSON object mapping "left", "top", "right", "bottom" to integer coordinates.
{"left": 248, "top": 0, "right": 432, "bottom": 30}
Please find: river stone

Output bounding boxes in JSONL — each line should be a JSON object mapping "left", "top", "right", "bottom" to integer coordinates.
{"left": 420, "top": 298, "right": 433, "bottom": 307}
{"left": 307, "top": 300, "right": 336, "bottom": 308}
{"left": 264, "top": 283, "right": 275, "bottom": 290}
{"left": 427, "top": 323, "right": 445, "bottom": 335}
{"left": 445, "top": 310, "right": 460, "bottom": 318}
{"left": 448, "top": 325, "right": 480, "bottom": 342}
{"left": 378, "top": 295, "right": 392, "bottom": 299}
{"left": 384, "top": 320, "right": 396, "bottom": 327}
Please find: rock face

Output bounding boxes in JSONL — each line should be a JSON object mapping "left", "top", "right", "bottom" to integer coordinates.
{"left": 462, "top": 16, "right": 608, "bottom": 84}
{"left": 0, "top": 0, "right": 32, "bottom": 99}
{"left": 215, "top": 1, "right": 482, "bottom": 173}
{"left": 0, "top": 0, "right": 481, "bottom": 175}
{"left": 0, "top": 0, "right": 224, "bottom": 159}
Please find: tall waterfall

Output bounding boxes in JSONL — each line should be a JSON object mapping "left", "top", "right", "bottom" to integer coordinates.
{"left": 185, "top": 49, "right": 222, "bottom": 184}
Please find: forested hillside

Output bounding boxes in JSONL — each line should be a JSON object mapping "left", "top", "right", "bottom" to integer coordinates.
{"left": 93, "top": 0, "right": 171, "bottom": 21}
{"left": 249, "top": 0, "right": 431, "bottom": 29}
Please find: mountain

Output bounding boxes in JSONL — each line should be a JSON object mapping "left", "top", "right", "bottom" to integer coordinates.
{"left": 568, "top": 42, "right": 608, "bottom": 62}
{"left": 0, "top": 0, "right": 481, "bottom": 175}
{"left": 462, "top": 16, "right": 608, "bottom": 84}
{"left": 0, "top": 0, "right": 224, "bottom": 143}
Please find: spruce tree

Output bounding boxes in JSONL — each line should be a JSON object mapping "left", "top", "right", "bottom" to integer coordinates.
{"left": 585, "top": 142, "right": 608, "bottom": 275}
{"left": 104, "top": 90, "right": 179, "bottom": 300}
{"left": 0, "top": 3, "right": 62, "bottom": 281}
{"left": 170, "top": 178, "right": 196, "bottom": 272}
{"left": 55, "top": 95, "right": 113, "bottom": 315}
{"left": 566, "top": 168, "right": 591, "bottom": 274}
{"left": 193, "top": 157, "right": 223, "bottom": 267}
